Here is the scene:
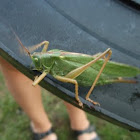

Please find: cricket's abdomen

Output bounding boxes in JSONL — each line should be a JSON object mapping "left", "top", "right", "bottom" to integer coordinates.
{"left": 48, "top": 51, "right": 109, "bottom": 86}
{"left": 47, "top": 50, "right": 140, "bottom": 86}
{"left": 50, "top": 58, "right": 111, "bottom": 86}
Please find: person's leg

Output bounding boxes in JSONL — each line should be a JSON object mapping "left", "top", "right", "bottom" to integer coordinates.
{"left": 64, "top": 102, "right": 98, "bottom": 140}
{"left": 0, "top": 57, "right": 57, "bottom": 140}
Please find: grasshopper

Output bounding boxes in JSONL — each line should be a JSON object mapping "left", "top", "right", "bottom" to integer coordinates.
{"left": 15, "top": 33, "right": 140, "bottom": 108}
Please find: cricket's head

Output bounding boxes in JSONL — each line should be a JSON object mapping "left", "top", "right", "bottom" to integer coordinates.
{"left": 31, "top": 54, "right": 42, "bottom": 71}
{"left": 32, "top": 53, "right": 55, "bottom": 71}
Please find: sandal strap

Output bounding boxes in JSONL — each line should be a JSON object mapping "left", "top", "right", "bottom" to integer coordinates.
{"left": 73, "top": 125, "right": 95, "bottom": 136}
{"left": 33, "top": 127, "right": 55, "bottom": 140}
{"left": 73, "top": 125, "right": 100, "bottom": 140}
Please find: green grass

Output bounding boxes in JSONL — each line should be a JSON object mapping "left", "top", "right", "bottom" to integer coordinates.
{"left": 0, "top": 71, "right": 140, "bottom": 140}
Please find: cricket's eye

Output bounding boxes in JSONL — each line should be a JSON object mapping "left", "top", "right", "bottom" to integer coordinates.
{"left": 34, "top": 58, "right": 38, "bottom": 61}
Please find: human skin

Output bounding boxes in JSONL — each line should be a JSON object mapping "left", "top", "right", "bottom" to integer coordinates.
{"left": 0, "top": 57, "right": 97, "bottom": 140}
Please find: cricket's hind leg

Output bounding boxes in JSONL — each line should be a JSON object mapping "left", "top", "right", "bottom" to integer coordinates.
{"left": 63, "top": 48, "right": 111, "bottom": 107}
{"left": 28, "top": 41, "right": 49, "bottom": 53}
{"left": 85, "top": 48, "right": 112, "bottom": 106}
{"left": 54, "top": 75, "right": 83, "bottom": 108}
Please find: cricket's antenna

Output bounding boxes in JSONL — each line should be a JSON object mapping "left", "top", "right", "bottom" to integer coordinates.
{"left": 12, "top": 29, "right": 31, "bottom": 57}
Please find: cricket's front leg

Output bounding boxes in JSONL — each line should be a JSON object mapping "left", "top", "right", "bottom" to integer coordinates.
{"left": 28, "top": 41, "right": 49, "bottom": 53}
{"left": 54, "top": 75, "right": 83, "bottom": 108}
{"left": 86, "top": 48, "right": 112, "bottom": 106}
{"left": 32, "top": 71, "right": 48, "bottom": 86}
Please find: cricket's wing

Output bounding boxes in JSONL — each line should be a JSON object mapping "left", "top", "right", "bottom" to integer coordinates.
{"left": 60, "top": 53, "right": 140, "bottom": 86}
{"left": 58, "top": 50, "right": 140, "bottom": 78}
{"left": 92, "top": 60, "right": 140, "bottom": 78}
{"left": 74, "top": 60, "right": 140, "bottom": 86}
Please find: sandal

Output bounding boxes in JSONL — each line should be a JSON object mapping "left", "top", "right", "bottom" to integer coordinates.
{"left": 73, "top": 125, "right": 100, "bottom": 140}
{"left": 32, "top": 127, "right": 58, "bottom": 140}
